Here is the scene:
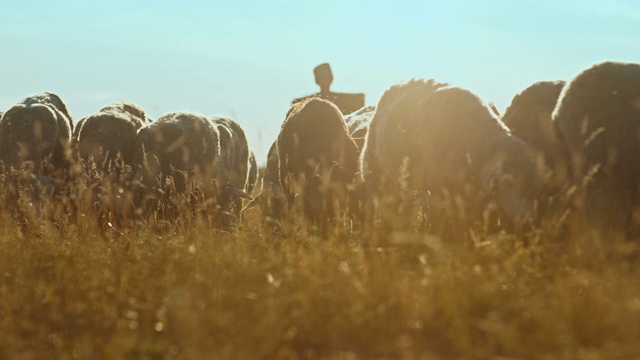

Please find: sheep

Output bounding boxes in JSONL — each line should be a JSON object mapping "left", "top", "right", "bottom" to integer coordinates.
{"left": 0, "top": 93, "right": 73, "bottom": 217}
{"left": 212, "top": 116, "right": 254, "bottom": 223}
{"left": 21, "top": 92, "right": 74, "bottom": 135}
{"left": 212, "top": 117, "right": 250, "bottom": 190}
{"left": 246, "top": 140, "right": 288, "bottom": 234}
{"left": 0, "top": 92, "right": 73, "bottom": 177}
{"left": 343, "top": 105, "right": 376, "bottom": 225}
{"left": 132, "top": 112, "right": 220, "bottom": 218}
{"left": 238, "top": 148, "right": 259, "bottom": 226}
{"left": 360, "top": 79, "right": 541, "bottom": 241}
{"left": 246, "top": 149, "right": 258, "bottom": 194}
{"left": 132, "top": 112, "right": 246, "bottom": 228}
{"left": 551, "top": 61, "right": 640, "bottom": 240}
{"left": 72, "top": 117, "right": 87, "bottom": 143}
{"left": 277, "top": 97, "right": 361, "bottom": 235}
{"left": 76, "top": 100, "right": 151, "bottom": 170}
{"left": 71, "top": 101, "right": 152, "bottom": 228}
{"left": 502, "top": 81, "right": 571, "bottom": 209}
{"left": 99, "top": 100, "right": 151, "bottom": 126}
{"left": 73, "top": 101, "right": 149, "bottom": 143}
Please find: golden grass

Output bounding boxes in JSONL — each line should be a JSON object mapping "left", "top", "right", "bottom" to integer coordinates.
{"left": 1, "top": 174, "right": 640, "bottom": 359}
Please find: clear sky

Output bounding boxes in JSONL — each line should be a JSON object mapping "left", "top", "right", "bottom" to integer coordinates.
{"left": 1, "top": 0, "right": 639, "bottom": 163}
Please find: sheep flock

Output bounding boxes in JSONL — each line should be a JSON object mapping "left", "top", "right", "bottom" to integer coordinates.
{"left": 2, "top": 61, "right": 638, "bottom": 246}
{"left": 2, "top": 60, "right": 640, "bottom": 358}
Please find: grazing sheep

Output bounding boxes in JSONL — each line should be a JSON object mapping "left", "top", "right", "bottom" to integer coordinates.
{"left": 212, "top": 117, "right": 250, "bottom": 189}
{"left": 132, "top": 112, "right": 220, "bottom": 216}
{"left": 22, "top": 92, "right": 74, "bottom": 134}
{"left": 343, "top": 105, "right": 376, "bottom": 225}
{"left": 551, "top": 61, "right": 640, "bottom": 240}
{"left": 72, "top": 101, "right": 152, "bottom": 228}
{"left": 361, "top": 79, "right": 541, "bottom": 240}
{"left": 278, "top": 97, "right": 360, "bottom": 235}
{"left": 0, "top": 92, "right": 73, "bottom": 177}
{"left": 212, "top": 116, "right": 254, "bottom": 223}
{"left": 502, "top": 81, "right": 571, "bottom": 207}
{"left": 246, "top": 149, "right": 258, "bottom": 194}
{"left": 248, "top": 140, "right": 288, "bottom": 233}
{"left": 76, "top": 101, "right": 151, "bottom": 169}
{"left": 72, "top": 117, "right": 87, "bottom": 143}
{"left": 132, "top": 112, "right": 245, "bottom": 227}
{"left": 239, "top": 148, "right": 259, "bottom": 227}
{"left": 99, "top": 100, "right": 151, "bottom": 126}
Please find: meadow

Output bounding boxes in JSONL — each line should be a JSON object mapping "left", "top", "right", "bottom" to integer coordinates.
{"left": 1, "top": 182, "right": 640, "bottom": 360}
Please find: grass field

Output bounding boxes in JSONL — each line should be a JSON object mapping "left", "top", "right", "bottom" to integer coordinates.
{"left": 1, "top": 191, "right": 640, "bottom": 360}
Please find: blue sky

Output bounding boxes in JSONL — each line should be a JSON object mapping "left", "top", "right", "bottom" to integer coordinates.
{"left": 1, "top": 0, "right": 639, "bottom": 162}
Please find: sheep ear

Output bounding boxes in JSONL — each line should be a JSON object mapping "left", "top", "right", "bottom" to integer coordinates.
{"left": 483, "top": 167, "right": 502, "bottom": 192}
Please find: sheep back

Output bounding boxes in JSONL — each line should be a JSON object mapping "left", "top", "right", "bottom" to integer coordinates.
{"left": 502, "top": 80, "right": 570, "bottom": 194}
{"left": 362, "top": 78, "right": 539, "bottom": 234}
{"left": 277, "top": 97, "right": 360, "bottom": 233}
{"left": 133, "top": 112, "right": 221, "bottom": 195}
{"left": 77, "top": 101, "right": 150, "bottom": 168}
{"left": 0, "top": 93, "right": 72, "bottom": 176}
{"left": 551, "top": 61, "right": 640, "bottom": 238}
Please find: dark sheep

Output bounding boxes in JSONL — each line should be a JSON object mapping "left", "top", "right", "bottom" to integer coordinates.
{"left": 132, "top": 112, "right": 220, "bottom": 212}
{"left": 132, "top": 112, "right": 244, "bottom": 227}
{"left": 249, "top": 140, "right": 288, "bottom": 233}
{"left": 76, "top": 100, "right": 151, "bottom": 169}
{"left": 551, "top": 61, "right": 640, "bottom": 240}
{"left": 502, "top": 81, "right": 571, "bottom": 206}
{"left": 72, "top": 101, "right": 152, "bottom": 228}
{"left": 73, "top": 101, "right": 150, "bottom": 144}
{"left": 99, "top": 100, "right": 151, "bottom": 127}
{"left": 0, "top": 93, "right": 73, "bottom": 217}
{"left": 278, "top": 97, "right": 361, "bottom": 235}
{"left": 212, "top": 117, "right": 250, "bottom": 190}
{"left": 72, "top": 117, "right": 87, "bottom": 143}
{"left": 239, "top": 147, "right": 259, "bottom": 228}
{"left": 212, "top": 116, "right": 253, "bottom": 223}
{"left": 246, "top": 149, "right": 258, "bottom": 195}
{"left": 0, "top": 92, "right": 72, "bottom": 177}
{"left": 22, "top": 92, "right": 74, "bottom": 135}
{"left": 361, "top": 79, "right": 541, "bottom": 239}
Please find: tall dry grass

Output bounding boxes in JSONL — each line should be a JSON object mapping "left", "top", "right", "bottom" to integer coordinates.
{"left": 0, "top": 161, "right": 640, "bottom": 360}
